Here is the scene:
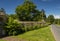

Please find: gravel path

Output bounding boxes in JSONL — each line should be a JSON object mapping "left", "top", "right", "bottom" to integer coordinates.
{"left": 51, "top": 24, "right": 60, "bottom": 41}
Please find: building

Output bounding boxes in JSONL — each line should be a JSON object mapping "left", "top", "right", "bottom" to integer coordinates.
{"left": 0, "top": 8, "right": 7, "bottom": 37}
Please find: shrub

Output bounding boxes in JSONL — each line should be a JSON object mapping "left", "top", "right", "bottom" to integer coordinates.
{"left": 5, "top": 17, "right": 22, "bottom": 36}
{"left": 5, "top": 17, "right": 48, "bottom": 36}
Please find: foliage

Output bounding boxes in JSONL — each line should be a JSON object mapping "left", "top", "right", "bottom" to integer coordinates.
{"left": 3, "top": 0, "right": 47, "bottom": 36}
{"left": 54, "top": 19, "right": 60, "bottom": 24}
{"left": 47, "top": 15, "right": 55, "bottom": 24}
{"left": 15, "top": 0, "right": 46, "bottom": 21}
{"left": 9, "top": 14, "right": 18, "bottom": 19}
{"left": 5, "top": 16, "right": 47, "bottom": 36}
{"left": 40, "top": 9, "right": 46, "bottom": 20}
{"left": 5, "top": 17, "right": 22, "bottom": 36}
{"left": 15, "top": 0, "right": 36, "bottom": 21}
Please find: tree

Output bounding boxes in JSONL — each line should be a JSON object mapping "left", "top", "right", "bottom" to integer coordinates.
{"left": 15, "top": 0, "right": 47, "bottom": 21}
{"left": 47, "top": 15, "right": 55, "bottom": 24}
{"left": 31, "top": 10, "right": 42, "bottom": 21}
{"left": 40, "top": 9, "right": 46, "bottom": 21}
{"left": 9, "top": 14, "right": 18, "bottom": 19}
{"left": 54, "top": 19, "right": 60, "bottom": 24}
{"left": 15, "top": 0, "right": 36, "bottom": 21}
{"left": 0, "top": 8, "right": 5, "bottom": 12}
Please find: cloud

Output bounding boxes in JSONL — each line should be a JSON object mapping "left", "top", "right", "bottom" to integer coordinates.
{"left": 54, "top": 15, "right": 60, "bottom": 19}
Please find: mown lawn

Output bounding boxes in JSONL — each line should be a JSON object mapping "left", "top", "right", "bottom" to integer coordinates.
{"left": 0, "top": 39, "right": 5, "bottom": 41}
{"left": 16, "top": 26, "right": 55, "bottom": 41}
{"left": 0, "top": 26, "right": 55, "bottom": 41}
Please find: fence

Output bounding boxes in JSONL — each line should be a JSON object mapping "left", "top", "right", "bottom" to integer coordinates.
{"left": 18, "top": 21, "right": 47, "bottom": 31}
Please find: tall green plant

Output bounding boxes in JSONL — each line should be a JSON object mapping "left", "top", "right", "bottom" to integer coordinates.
{"left": 6, "top": 17, "right": 22, "bottom": 36}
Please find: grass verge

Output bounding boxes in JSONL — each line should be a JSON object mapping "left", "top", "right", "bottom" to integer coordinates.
{"left": 16, "top": 26, "right": 55, "bottom": 41}
{"left": 0, "top": 26, "right": 55, "bottom": 41}
{"left": 0, "top": 39, "right": 5, "bottom": 41}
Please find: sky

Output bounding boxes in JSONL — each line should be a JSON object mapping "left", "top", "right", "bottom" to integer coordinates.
{"left": 0, "top": 0, "right": 60, "bottom": 18}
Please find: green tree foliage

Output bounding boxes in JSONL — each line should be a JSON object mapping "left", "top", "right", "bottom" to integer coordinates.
{"left": 4, "top": 0, "right": 48, "bottom": 36}
{"left": 47, "top": 15, "right": 55, "bottom": 24}
{"left": 5, "top": 16, "right": 47, "bottom": 36}
{"left": 9, "top": 14, "right": 18, "bottom": 19}
{"left": 41, "top": 9, "right": 46, "bottom": 20}
{"left": 54, "top": 19, "right": 60, "bottom": 24}
{"left": 5, "top": 17, "right": 22, "bottom": 36}
{"left": 31, "top": 10, "right": 42, "bottom": 21}
{"left": 15, "top": 0, "right": 46, "bottom": 21}
{"left": 16, "top": 0, "right": 36, "bottom": 21}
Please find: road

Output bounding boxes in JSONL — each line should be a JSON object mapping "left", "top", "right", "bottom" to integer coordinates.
{"left": 51, "top": 24, "right": 60, "bottom": 41}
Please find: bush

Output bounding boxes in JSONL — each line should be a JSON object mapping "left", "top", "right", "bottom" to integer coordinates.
{"left": 5, "top": 17, "right": 22, "bottom": 36}
{"left": 5, "top": 17, "right": 48, "bottom": 36}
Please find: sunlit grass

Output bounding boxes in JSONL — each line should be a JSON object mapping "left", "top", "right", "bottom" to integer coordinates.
{"left": 0, "top": 26, "right": 55, "bottom": 41}
{"left": 0, "top": 39, "right": 5, "bottom": 41}
{"left": 16, "top": 26, "right": 55, "bottom": 41}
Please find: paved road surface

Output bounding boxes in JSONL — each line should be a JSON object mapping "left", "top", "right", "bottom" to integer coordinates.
{"left": 51, "top": 24, "right": 60, "bottom": 41}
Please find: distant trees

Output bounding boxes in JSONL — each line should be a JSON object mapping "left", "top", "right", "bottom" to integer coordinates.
{"left": 15, "top": 0, "right": 46, "bottom": 21}
{"left": 47, "top": 15, "right": 55, "bottom": 24}
{"left": 54, "top": 19, "right": 60, "bottom": 24}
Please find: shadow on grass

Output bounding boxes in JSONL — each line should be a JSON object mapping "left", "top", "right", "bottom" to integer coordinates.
{"left": 0, "top": 25, "right": 49, "bottom": 39}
